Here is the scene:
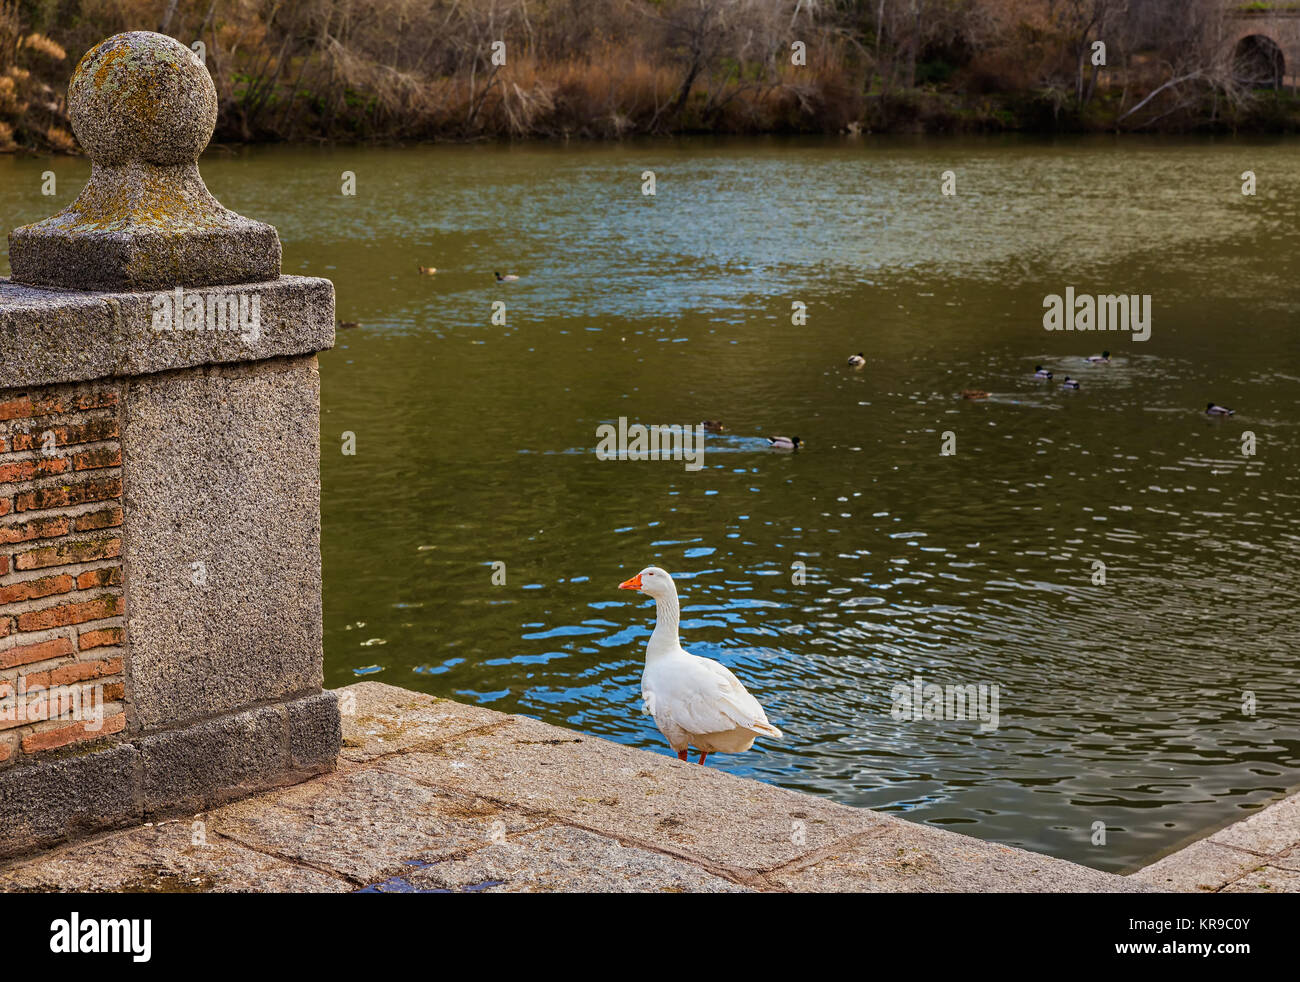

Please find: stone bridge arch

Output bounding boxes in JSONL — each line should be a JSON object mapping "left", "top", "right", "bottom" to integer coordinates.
{"left": 1224, "top": 6, "right": 1300, "bottom": 89}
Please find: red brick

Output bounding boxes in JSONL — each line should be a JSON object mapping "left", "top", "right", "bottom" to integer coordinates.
{"left": 73, "top": 505, "right": 123, "bottom": 532}
{"left": 0, "top": 554, "right": 8, "bottom": 575}
{"left": 15, "top": 476, "right": 121, "bottom": 513}
{"left": 0, "top": 498, "right": 10, "bottom": 518}
{"left": 0, "top": 515, "right": 70, "bottom": 545}
{"left": 79, "top": 626, "right": 125, "bottom": 650}
{"left": 9, "top": 418, "right": 118, "bottom": 452}
{"left": 0, "top": 573, "right": 74, "bottom": 605}
{"left": 0, "top": 615, "right": 10, "bottom": 637}
{"left": 14, "top": 537, "right": 121, "bottom": 571}
{"left": 22, "top": 656, "right": 122, "bottom": 689}
{"left": 21, "top": 712, "right": 125, "bottom": 753}
{"left": 16, "top": 594, "right": 123, "bottom": 632}
{"left": 72, "top": 446, "right": 121, "bottom": 471}
{"left": 0, "top": 636, "right": 75, "bottom": 670}
{"left": 76, "top": 566, "right": 122, "bottom": 590}
{"left": 0, "top": 398, "right": 33, "bottom": 422}
{"left": 0, "top": 457, "right": 69, "bottom": 484}
{"left": 0, "top": 740, "right": 11, "bottom": 763}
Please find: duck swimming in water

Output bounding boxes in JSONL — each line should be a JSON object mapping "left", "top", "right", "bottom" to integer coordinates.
{"left": 417, "top": 265, "right": 437, "bottom": 275}
{"left": 847, "top": 352, "right": 865, "bottom": 368}
{"left": 961, "top": 389, "right": 989, "bottom": 400}
{"left": 1206, "top": 402, "right": 1235, "bottom": 416}
{"left": 701, "top": 420, "right": 726, "bottom": 433}
{"left": 495, "top": 271, "right": 520, "bottom": 282}
{"left": 1061, "top": 377, "right": 1080, "bottom": 390}
{"left": 767, "top": 436, "right": 803, "bottom": 450}
{"left": 1086, "top": 350, "right": 1110, "bottom": 363}
{"left": 1034, "top": 365, "right": 1053, "bottom": 380}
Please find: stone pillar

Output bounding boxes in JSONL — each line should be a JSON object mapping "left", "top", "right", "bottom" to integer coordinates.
{"left": 0, "top": 32, "right": 340, "bottom": 859}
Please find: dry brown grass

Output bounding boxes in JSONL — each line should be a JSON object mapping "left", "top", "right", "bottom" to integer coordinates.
{"left": 0, "top": 0, "right": 1276, "bottom": 150}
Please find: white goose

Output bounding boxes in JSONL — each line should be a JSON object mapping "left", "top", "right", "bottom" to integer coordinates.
{"left": 618, "top": 566, "right": 782, "bottom": 765}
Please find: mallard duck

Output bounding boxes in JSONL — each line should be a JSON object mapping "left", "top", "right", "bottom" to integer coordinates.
{"left": 1034, "top": 365, "right": 1053, "bottom": 380}
{"left": 847, "top": 352, "right": 866, "bottom": 368}
{"left": 619, "top": 566, "right": 782, "bottom": 766}
{"left": 337, "top": 321, "right": 360, "bottom": 330}
{"left": 1086, "top": 350, "right": 1110, "bottom": 363}
{"left": 767, "top": 436, "right": 803, "bottom": 450}
{"left": 417, "top": 266, "right": 437, "bottom": 275}
{"left": 495, "top": 271, "right": 520, "bottom": 282}
{"left": 701, "top": 420, "right": 726, "bottom": 433}
{"left": 961, "top": 389, "right": 989, "bottom": 400}
{"left": 1206, "top": 402, "right": 1235, "bottom": 416}
{"left": 1061, "top": 377, "right": 1080, "bottom": 390}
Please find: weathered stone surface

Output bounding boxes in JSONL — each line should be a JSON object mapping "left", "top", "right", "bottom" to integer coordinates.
{"left": 1130, "top": 839, "right": 1267, "bottom": 893}
{"left": 378, "top": 710, "right": 878, "bottom": 876}
{"left": 0, "top": 820, "right": 351, "bottom": 893}
{"left": 0, "top": 277, "right": 335, "bottom": 390}
{"left": 402, "top": 825, "right": 752, "bottom": 894}
{"left": 1221, "top": 865, "right": 1300, "bottom": 894}
{"left": 766, "top": 821, "right": 1149, "bottom": 892}
{"left": 8, "top": 32, "right": 280, "bottom": 290}
{"left": 123, "top": 357, "right": 324, "bottom": 731}
{"left": 138, "top": 704, "right": 289, "bottom": 815}
{"left": 339, "top": 681, "right": 509, "bottom": 764}
{"left": 69, "top": 32, "right": 216, "bottom": 166}
{"left": 290, "top": 691, "right": 343, "bottom": 771}
{"left": 0, "top": 744, "right": 140, "bottom": 858}
{"left": 1271, "top": 844, "right": 1300, "bottom": 872}
{"left": 209, "top": 767, "right": 544, "bottom": 885}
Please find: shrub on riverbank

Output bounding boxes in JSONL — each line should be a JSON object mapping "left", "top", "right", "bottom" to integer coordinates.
{"left": 1, "top": 0, "right": 1296, "bottom": 153}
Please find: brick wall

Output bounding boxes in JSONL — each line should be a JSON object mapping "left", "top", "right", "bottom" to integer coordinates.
{"left": 0, "top": 382, "right": 127, "bottom": 767}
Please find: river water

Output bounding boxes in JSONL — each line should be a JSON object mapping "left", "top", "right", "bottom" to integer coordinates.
{"left": 3, "top": 135, "right": 1297, "bottom": 872}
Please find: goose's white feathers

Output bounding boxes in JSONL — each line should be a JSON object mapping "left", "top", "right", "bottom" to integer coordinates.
{"left": 643, "top": 653, "right": 782, "bottom": 743}
{"left": 620, "top": 565, "right": 783, "bottom": 759}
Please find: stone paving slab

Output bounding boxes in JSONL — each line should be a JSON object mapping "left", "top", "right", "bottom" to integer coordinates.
{"left": 0, "top": 820, "right": 351, "bottom": 893}
{"left": 208, "top": 765, "right": 545, "bottom": 886}
{"left": 1221, "top": 866, "right": 1300, "bottom": 893}
{"left": 398, "top": 825, "right": 752, "bottom": 894}
{"left": 375, "top": 711, "right": 882, "bottom": 879}
{"left": 338, "top": 683, "right": 508, "bottom": 765}
{"left": 766, "top": 819, "right": 1142, "bottom": 893}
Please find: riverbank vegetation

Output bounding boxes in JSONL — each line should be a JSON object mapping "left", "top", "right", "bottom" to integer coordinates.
{"left": 1, "top": 0, "right": 1298, "bottom": 152}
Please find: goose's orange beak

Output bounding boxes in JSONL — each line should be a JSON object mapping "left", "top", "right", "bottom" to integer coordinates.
{"left": 618, "top": 573, "right": 643, "bottom": 591}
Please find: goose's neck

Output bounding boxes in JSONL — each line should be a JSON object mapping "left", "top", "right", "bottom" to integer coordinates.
{"left": 647, "top": 593, "right": 681, "bottom": 658}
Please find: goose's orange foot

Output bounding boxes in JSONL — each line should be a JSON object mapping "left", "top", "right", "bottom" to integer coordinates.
{"left": 677, "top": 749, "right": 688, "bottom": 762}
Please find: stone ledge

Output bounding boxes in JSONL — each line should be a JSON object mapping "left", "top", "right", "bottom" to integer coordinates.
{"left": 0, "top": 276, "right": 335, "bottom": 390}
{"left": 0, "top": 682, "right": 1151, "bottom": 892}
{"left": 0, "top": 691, "right": 340, "bottom": 861}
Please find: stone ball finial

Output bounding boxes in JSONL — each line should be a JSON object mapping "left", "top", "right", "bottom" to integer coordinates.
{"left": 69, "top": 32, "right": 217, "bottom": 167}
{"left": 6, "top": 31, "right": 280, "bottom": 291}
